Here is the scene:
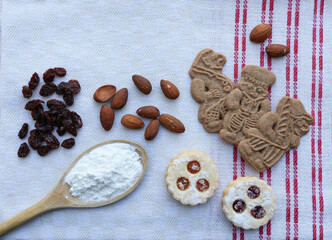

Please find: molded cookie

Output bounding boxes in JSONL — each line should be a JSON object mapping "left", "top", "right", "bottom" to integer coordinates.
{"left": 189, "top": 49, "right": 234, "bottom": 133}
{"left": 238, "top": 96, "right": 313, "bottom": 172}
{"left": 220, "top": 65, "right": 276, "bottom": 145}
{"left": 222, "top": 176, "right": 276, "bottom": 230}
{"left": 165, "top": 150, "right": 219, "bottom": 205}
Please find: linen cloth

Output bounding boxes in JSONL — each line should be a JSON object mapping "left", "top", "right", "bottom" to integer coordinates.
{"left": 0, "top": 0, "right": 331, "bottom": 239}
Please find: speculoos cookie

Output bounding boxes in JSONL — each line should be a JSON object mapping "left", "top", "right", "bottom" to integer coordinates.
{"left": 189, "top": 49, "right": 234, "bottom": 133}
{"left": 220, "top": 65, "right": 276, "bottom": 145}
{"left": 238, "top": 96, "right": 313, "bottom": 172}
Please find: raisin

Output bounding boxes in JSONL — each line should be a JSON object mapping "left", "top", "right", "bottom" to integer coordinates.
{"left": 63, "top": 119, "right": 77, "bottom": 136}
{"left": 56, "top": 82, "right": 68, "bottom": 95}
{"left": 18, "top": 142, "right": 30, "bottom": 157}
{"left": 56, "top": 126, "right": 66, "bottom": 136}
{"left": 233, "top": 199, "right": 246, "bottom": 213}
{"left": 18, "top": 123, "right": 29, "bottom": 139}
{"left": 43, "top": 68, "right": 55, "bottom": 83}
{"left": 28, "top": 131, "right": 43, "bottom": 150}
{"left": 29, "top": 72, "right": 40, "bottom": 90}
{"left": 43, "top": 133, "right": 60, "bottom": 149}
{"left": 47, "top": 99, "right": 66, "bottom": 110}
{"left": 40, "top": 83, "right": 57, "bottom": 97}
{"left": 25, "top": 99, "right": 44, "bottom": 110}
{"left": 37, "top": 146, "right": 51, "bottom": 156}
{"left": 71, "top": 111, "right": 83, "bottom": 128}
{"left": 247, "top": 186, "right": 260, "bottom": 199}
{"left": 68, "top": 80, "right": 81, "bottom": 94}
{"left": 63, "top": 89, "right": 74, "bottom": 106}
{"left": 54, "top": 67, "right": 67, "bottom": 77}
{"left": 31, "top": 105, "right": 44, "bottom": 120}
{"left": 61, "top": 138, "right": 75, "bottom": 149}
{"left": 22, "top": 86, "right": 33, "bottom": 98}
{"left": 36, "top": 124, "right": 54, "bottom": 133}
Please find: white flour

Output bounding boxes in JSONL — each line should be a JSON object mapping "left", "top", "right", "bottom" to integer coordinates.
{"left": 65, "top": 142, "right": 143, "bottom": 202}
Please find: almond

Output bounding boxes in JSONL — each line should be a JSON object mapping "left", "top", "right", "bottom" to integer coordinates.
{"left": 94, "top": 85, "right": 116, "bottom": 102}
{"left": 111, "top": 88, "right": 128, "bottom": 109}
{"left": 132, "top": 74, "right": 152, "bottom": 95}
{"left": 145, "top": 119, "right": 160, "bottom": 140}
{"left": 136, "top": 106, "right": 160, "bottom": 118}
{"left": 100, "top": 105, "right": 115, "bottom": 131}
{"left": 121, "top": 114, "right": 145, "bottom": 129}
{"left": 160, "top": 80, "right": 180, "bottom": 99}
{"left": 159, "top": 114, "right": 185, "bottom": 133}
{"left": 250, "top": 24, "right": 272, "bottom": 43}
{"left": 265, "top": 44, "right": 290, "bottom": 57}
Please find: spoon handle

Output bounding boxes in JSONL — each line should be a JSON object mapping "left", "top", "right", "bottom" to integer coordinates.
{"left": 0, "top": 192, "right": 65, "bottom": 236}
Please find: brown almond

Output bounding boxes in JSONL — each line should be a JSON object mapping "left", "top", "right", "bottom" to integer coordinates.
{"left": 159, "top": 114, "right": 185, "bottom": 133}
{"left": 136, "top": 106, "right": 160, "bottom": 118}
{"left": 266, "top": 44, "right": 290, "bottom": 57}
{"left": 121, "top": 114, "right": 145, "bottom": 129}
{"left": 160, "top": 80, "right": 180, "bottom": 99}
{"left": 145, "top": 119, "right": 160, "bottom": 140}
{"left": 100, "top": 105, "right": 115, "bottom": 131}
{"left": 132, "top": 74, "right": 152, "bottom": 94}
{"left": 249, "top": 24, "right": 272, "bottom": 43}
{"left": 94, "top": 85, "right": 116, "bottom": 102}
{"left": 111, "top": 88, "right": 128, "bottom": 109}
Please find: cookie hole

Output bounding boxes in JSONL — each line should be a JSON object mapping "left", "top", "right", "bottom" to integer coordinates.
{"left": 176, "top": 177, "right": 190, "bottom": 191}
{"left": 250, "top": 206, "right": 266, "bottom": 219}
{"left": 233, "top": 199, "right": 246, "bottom": 213}
{"left": 247, "top": 185, "right": 260, "bottom": 199}
{"left": 196, "top": 178, "right": 209, "bottom": 192}
{"left": 187, "top": 160, "right": 201, "bottom": 174}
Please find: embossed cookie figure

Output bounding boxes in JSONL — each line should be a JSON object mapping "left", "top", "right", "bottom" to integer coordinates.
{"left": 220, "top": 66, "right": 276, "bottom": 145}
{"left": 238, "top": 96, "right": 313, "bottom": 172}
{"left": 189, "top": 49, "right": 234, "bottom": 133}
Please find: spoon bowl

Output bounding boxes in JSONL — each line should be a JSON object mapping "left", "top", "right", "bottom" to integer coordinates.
{"left": 0, "top": 140, "right": 148, "bottom": 236}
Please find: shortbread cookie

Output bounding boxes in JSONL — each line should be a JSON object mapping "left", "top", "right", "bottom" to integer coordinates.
{"left": 189, "top": 49, "right": 234, "bottom": 133}
{"left": 238, "top": 96, "right": 313, "bottom": 172}
{"left": 220, "top": 65, "right": 276, "bottom": 145}
{"left": 165, "top": 150, "right": 219, "bottom": 205}
{"left": 222, "top": 177, "right": 276, "bottom": 230}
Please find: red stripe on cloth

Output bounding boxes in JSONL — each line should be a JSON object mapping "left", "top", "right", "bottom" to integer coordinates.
{"left": 311, "top": 0, "right": 319, "bottom": 239}
{"left": 318, "top": 1, "right": 325, "bottom": 239}
{"left": 232, "top": 0, "right": 241, "bottom": 238}
{"left": 285, "top": 0, "right": 293, "bottom": 239}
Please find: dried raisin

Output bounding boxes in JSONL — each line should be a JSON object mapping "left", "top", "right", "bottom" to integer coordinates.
{"left": 71, "top": 111, "right": 83, "bottom": 128}
{"left": 22, "top": 86, "right": 33, "bottom": 98}
{"left": 29, "top": 72, "right": 40, "bottom": 90}
{"left": 40, "top": 83, "right": 57, "bottom": 97}
{"left": 37, "top": 146, "right": 51, "bottom": 156}
{"left": 56, "top": 82, "right": 68, "bottom": 95}
{"left": 18, "top": 142, "right": 30, "bottom": 157}
{"left": 43, "top": 133, "right": 60, "bottom": 149}
{"left": 56, "top": 126, "right": 66, "bottom": 136}
{"left": 25, "top": 99, "right": 44, "bottom": 110}
{"left": 63, "top": 119, "right": 77, "bottom": 136}
{"left": 43, "top": 68, "right": 55, "bottom": 83}
{"left": 18, "top": 123, "right": 29, "bottom": 139}
{"left": 68, "top": 80, "right": 81, "bottom": 94}
{"left": 63, "top": 89, "right": 74, "bottom": 106}
{"left": 47, "top": 99, "right": 66, "bottom": 110}
{"left": 61, "top": 138, "right": 75, "bottom": 149}
{"left": 54, "top": 67, "right": 67, "bottom": 77}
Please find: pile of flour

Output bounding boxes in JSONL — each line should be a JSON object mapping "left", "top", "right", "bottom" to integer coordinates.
{"left": 65, "top": 142, "right": 143, "bottom": 202}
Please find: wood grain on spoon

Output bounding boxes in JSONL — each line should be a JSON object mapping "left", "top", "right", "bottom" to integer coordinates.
{"left": 0, "top": 140, "right": 148, "bottom": 236}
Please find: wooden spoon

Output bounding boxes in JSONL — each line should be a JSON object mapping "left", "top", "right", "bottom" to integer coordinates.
{"left": 0, "top": 140, "right": 148, "bottom": 236}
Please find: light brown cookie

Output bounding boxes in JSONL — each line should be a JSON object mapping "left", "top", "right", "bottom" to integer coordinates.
{"left": 189, "top": 49, "right": 234, "bottom": 133}
{"left": 165, "top": 150, "right": 219, "bottom": 205}
{"left": 220, "top": 65, "right": 276, "bottom": 145}
{"left": 238, "top": 96, "right": 313, "bottom": 172}
{"left": 222, "top": 176, "right": 276, "bottom": 230}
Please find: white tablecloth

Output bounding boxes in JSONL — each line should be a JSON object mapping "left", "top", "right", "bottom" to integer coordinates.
{"left": 0, "top": 1, "right": 331, "bottom": 239}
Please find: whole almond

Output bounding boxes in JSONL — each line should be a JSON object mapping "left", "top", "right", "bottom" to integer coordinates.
{"left": 136, "top": 106, "right": 160, "bottom": 118}
{"left": 266, "top": 44, "right": 290, "bottom": 57}
{"left": 145, "top": 119, "right": 160, "bottom": 140}
{"left": 159, "top": 114, "right": 185, "bottom": 133}
{"left": 100, "top": 105, "right": 115, "bottom": 131}
{"left": 121, "top": 114, "right": 145, "bottom": 129}
{"left": 160, "top": 80, "right": 180, "bottom": 99}
{"left": 111, "top": 88, "right": 128, "bottom": 109}
{"left": 250, "top": 24, "right": 272, "bottom": 43}
{"left": 94, "top": 85, "right": 116, "bottom": 102}
{"left": 132, "top": 74, "right": 152, "bottom": 94}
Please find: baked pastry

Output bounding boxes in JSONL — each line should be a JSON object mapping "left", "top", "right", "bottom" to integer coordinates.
{"left": 222, "top": 176, "right": 276, "bottom": 229}
{"left": 165, "top": 150, "right": 219, "bottom": 205}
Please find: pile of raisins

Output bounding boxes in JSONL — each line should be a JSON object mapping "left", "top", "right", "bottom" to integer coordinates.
{"left": 18, "top": 68, "right": 82, "bottom": 157}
